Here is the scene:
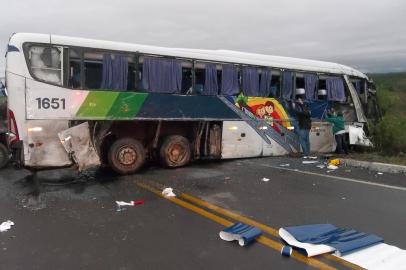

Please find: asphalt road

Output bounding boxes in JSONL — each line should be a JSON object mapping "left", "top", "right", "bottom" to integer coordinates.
{"left": 0, "top": 156, "right": 405, "bottom": 270}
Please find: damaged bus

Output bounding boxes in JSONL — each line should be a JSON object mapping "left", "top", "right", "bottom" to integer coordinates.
{"left": 5, "top": 33, "right": 374, "bottom": 174}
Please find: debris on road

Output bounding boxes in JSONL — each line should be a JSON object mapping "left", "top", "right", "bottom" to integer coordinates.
{"left": 328, "top": 159, "right": 340, "bottom": 166}
{"left": 316, "top": 164, "right": 325, "bottom": 169}
{"left": 0, "top": 220, "right": 14, "bottom": 232}
{"left": 327, "top": 164, "right": 338, "bottom": 170}
{"left": 304, "top": 156, "right": 318, "bottom": 159}
{"left": 162, "top": 188, "right": 176, "bottom": 197}
{"left": 224, "top": 176, "right": 231, "bottom": 180}
{"left": 279, "top": 224, "right": 406, "bottom": 269}
{"left": 261, "top": 177, "right": 270, "bottom": 182}
{"left": 281, "top": 245, "right": 292, "bottom": 257}
{"left": 115, "top": 200, "right": 144, "bottom": 211}
{"left": 302, "top": 160, "right": 319, "bottom": 164}
{"left": 219, "top": 222, "right": 262, "bottom": 246}
{"left": 377, "top": 172, "right": 383, "bottom": 175}
{"left": 279, "top": 163, "right": 290, "bottom": 167}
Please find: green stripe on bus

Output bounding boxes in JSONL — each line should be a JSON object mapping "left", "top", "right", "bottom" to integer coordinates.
{"left": 107, "top": 92, "right": 148, "bottom": 118}
{"left": 76, "top": 91, "right": 120, "bottom": 118}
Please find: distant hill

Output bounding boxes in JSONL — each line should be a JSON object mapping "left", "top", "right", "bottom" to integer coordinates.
{"left": 368, "top": 72, "right": 406, "bottom": 92}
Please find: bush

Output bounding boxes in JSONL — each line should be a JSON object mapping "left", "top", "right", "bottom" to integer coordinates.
{"left": 372, "top": 115, "right": 406, "bottom": 154}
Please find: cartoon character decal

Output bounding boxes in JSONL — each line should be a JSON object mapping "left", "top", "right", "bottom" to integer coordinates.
{"left": 236, "top": 95, "right": 291, "bottom": 132}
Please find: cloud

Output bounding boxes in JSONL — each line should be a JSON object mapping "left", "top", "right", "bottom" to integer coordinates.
{"left": 1, "top": 0, "right": 406, "bottom": 75}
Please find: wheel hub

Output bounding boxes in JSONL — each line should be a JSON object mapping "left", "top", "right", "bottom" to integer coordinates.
{"left": 118, "top": 147, "right": 137, "bottom": 166}
{"left": 167, "top": 143, "right": 186, "bottom": 163}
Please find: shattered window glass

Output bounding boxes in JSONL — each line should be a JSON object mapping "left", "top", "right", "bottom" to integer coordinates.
{"left": 28, "top": 46, "right": 62, "bottom": 85}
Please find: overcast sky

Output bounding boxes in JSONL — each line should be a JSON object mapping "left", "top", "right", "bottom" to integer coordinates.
{"left": 1, "top": 0, "right": 405, "bottom": 75}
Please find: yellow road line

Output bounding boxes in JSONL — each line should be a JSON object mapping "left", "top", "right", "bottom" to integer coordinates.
{"left": 136, "top": 181, "right": 337, "bottom": 270}
{"left": 144, "top": 181, "right": 364, "bottom": 270}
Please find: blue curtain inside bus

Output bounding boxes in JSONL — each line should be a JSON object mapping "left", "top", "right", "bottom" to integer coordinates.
{"left": 203, "top": 63, "right": 218, "bottom": 95}
{"left": 326, "top": 77, "right": 346, "bottom": 101}
{"left": 142, "top": 57, "right": 182, "bottom": 93}
{"left": 242, "top": 67, "right": 259, "bottom": 97}
{"left": 282, "top": 71, "right": 294, "bottom": 100}
{"left": 259, "top": 68, "right": 271, "bottom": 97}
{"left": 101, "top": 54, "right": 128, "bottom": 90}
{"left": 221, "top": 64, "right": 239, "bottom": 96}
{"left": 304, "top": 74, "right": 317, "bottom": 100}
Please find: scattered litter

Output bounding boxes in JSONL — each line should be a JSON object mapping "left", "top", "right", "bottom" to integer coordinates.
{"left": 0, "top": 220, "right": 14, "bottom": 232}
{"left": 327, "top": 164, "right": 338, "bottom": 170}
{"left": 316, "top": 164, "right": 325, "bottom": 169}
{"left": 342, "top": 197, "right": 346, "bottom": 200}
{"left": 326, "top": 170, "right": 334, "bottom": 173}
{"left": 308, "top": 156, "right": 318, "bottom": 159}
{"left": 328, "top": 159, "right": 340, "bottom": 166}
{"left": 262, "top": 177, "right": 270, "bottom": 182}
{"left": 162, "top": 188, "right": 176, "bottom": 197}
{"left": 302, "top": 160, "right": 319, "bottom": 164}
{"left": 219, "top": 222, "right": 262, "bottom": 246}
{"left": 224, "top": 176, "right": 231, "bottom": 180}
{"left": 279, "top": 163, "right": 290, "bottom": 167}
{"left": 345, "top": 169, "right": 352, "bottom": 172}
{"left": 294, "top": 169, "right": 299, "bottom": 171}
{"left": 281, "top": 245, "right": 292, "bottom": 257}
{"left": 115, "top": 200, "right": 144, "bottom": 212}
{"left": 377, "top": 172, "right": 383, "bottom": 175}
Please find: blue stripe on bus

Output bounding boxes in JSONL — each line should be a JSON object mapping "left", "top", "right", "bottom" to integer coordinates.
{"left": 7, "top": 45, "right": 19, "bottom": 53}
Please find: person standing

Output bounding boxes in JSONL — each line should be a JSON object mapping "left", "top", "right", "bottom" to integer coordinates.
{"left": 293, "top": 89, "right": 312, "bottom": 157}
{"left": 325, "top": 109, "right": 348, "bottom": 154}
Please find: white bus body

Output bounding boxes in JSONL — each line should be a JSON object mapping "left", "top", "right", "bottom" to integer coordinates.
{"left": 5, "top": 33, "right": 372, "bottom": 174}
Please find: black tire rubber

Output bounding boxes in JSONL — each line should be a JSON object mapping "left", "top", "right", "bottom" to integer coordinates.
{"left": 159, "top": 135, "right": 191, "bottom": 168}
{"left": 107, "top": 138, "right": 146, "bottom": 175}
{"left": 0, "top": 143, "right": 8, "bottom": 169}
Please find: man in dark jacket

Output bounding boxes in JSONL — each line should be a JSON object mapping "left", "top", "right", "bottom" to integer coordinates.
{"left": 293, "top": 90, "right": 312, "bottom": 157}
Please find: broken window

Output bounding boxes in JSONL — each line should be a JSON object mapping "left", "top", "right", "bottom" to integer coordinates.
{"left": 27, "top": 45, "right": 63, "bottom": 85}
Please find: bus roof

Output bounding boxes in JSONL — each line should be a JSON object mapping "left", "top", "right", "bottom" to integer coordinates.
{"left": 9, "top": 33, "right": 368, "bottom": 79}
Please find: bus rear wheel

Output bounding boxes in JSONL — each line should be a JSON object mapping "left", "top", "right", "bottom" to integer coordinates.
{"left": 108, "top": 138, "right": 146, "bottom": 175}
{"left": 160, "top": 135, "right": 191, "bottom": 168}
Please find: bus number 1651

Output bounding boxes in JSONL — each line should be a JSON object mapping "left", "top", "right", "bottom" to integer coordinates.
{"left": 36, "top": 98, "right": 66, "bottom": 110}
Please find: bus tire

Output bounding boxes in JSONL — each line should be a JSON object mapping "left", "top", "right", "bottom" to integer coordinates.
{"left": 108, "top": 138, "right": 146, "bottom": 175}
{"left": 0, "top": 143, "right": 8, "bottom": 169}
{"left": 160, "top": 135, "right": 191, "bottom": 168}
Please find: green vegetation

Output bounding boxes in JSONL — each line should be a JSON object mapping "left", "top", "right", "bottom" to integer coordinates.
{"left": 368, "top": 72, "right": 406, "bottom": 156}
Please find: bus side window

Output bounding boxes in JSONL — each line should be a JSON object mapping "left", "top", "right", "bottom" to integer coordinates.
{"left": 27, "top": 45, "right": 63, "bottom": 85}
{"left": 194, "top": 68, "right": 205, "bottom": 94}
{"left": 317, "top": 79, "right": 327, "bottom": 100}
{"left": 68, "top": 48, "right": 81, "bottom": 89}
{"left": 269, "top": 71, "right": 281, "bottom": 98}
{"left": 181, "top": 61, "right": 193, "bottom": 94}
{"left": 84, "top": 52, "right": 103, "bottom": 89}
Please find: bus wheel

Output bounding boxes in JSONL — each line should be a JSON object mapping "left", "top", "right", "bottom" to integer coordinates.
{"left": 108, "top": 138, "right": 146, "bottom": 175}
{"left": 0, "top": 143, "right": 9, "bottom": 169}
{"left": 160, "top": 135, "right": 191, "bottom": 168}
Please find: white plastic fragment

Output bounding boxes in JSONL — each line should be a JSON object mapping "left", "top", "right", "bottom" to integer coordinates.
{"left": 116, "top": 201, "right": 134, "bottom": 207}
{"left": 316, "top": 164, "right": 325, "bottom": 169}
{"left": 162, "top": 188, "right": 176, "bottom": 197}
{"left": 327, "top": 164, "right": 338, "bottom": 170}
{"left": 262, "top": 177, "right": 270, "bottom": 182}
{"left": 302, "top": 161, "right": 319, "bottom": 164}
{"left": 377, "top": 172, "right": 383, "bottom": 175}
{"left": 280, "top": 163, "right": 290, "bottom": 167}
{"left": 0, "top": 220, "right": 14, "bottom": 232}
